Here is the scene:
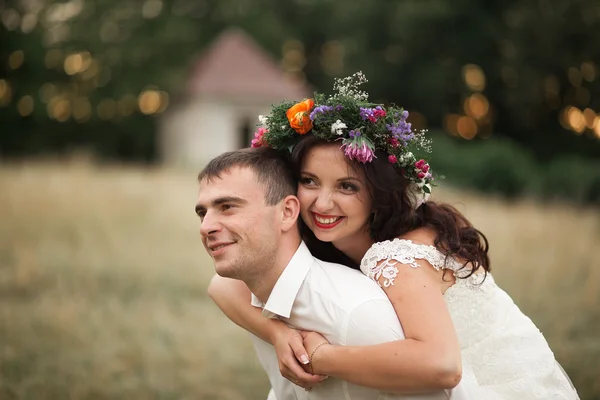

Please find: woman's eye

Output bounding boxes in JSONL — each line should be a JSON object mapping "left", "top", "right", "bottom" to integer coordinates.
{"left": 299, "top": 177, "right": 316, "bottom": 186}
{"left": 340, "top": 182, "right": 358, "bottom": 192}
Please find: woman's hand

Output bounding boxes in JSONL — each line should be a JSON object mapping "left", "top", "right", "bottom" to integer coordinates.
{"left": 272, "top": 324, "right": 328, "bottom": 390}
{"left": 299, "top": 330, "right": 332, "bottom": 376}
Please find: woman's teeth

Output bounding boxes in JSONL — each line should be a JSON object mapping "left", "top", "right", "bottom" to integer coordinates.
{"left": 315, "top": 215, "right": 340, "bottom": 224}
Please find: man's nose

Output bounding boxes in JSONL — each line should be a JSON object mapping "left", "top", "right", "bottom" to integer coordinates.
{"left": 314, "top": 189, "right": 334, "bottom": 212}
{"left": 200, "top": 211, "right": 221, "bottom": 238}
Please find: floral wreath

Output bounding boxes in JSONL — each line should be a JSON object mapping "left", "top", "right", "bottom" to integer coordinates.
{"left": 251, "top": 72, "right": 435, "bottom": 208}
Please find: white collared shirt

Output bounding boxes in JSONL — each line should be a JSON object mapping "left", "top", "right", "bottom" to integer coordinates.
{"left": 249, "top": 242, "right": 462, "bottom": 400}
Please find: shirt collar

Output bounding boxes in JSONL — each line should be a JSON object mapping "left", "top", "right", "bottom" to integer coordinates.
{"left": 250, "top": 241, "right": 313, "bottom": 319}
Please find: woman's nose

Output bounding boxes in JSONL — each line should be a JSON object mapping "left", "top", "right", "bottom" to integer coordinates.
{"left": 314, "top": 189, "right": 334, "bottom": 212}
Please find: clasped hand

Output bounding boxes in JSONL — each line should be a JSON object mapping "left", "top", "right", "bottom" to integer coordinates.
{"left": 273, "top": 326, "right": 330, "bottom": 390}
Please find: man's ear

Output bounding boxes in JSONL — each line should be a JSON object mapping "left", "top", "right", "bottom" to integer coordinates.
{"left": 280, "top": 195, "right": 300, "bottom": 232}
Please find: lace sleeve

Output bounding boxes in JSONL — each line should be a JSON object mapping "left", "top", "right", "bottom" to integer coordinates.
{"left": 360, "top": 239, "right": 461, "bottom": 288}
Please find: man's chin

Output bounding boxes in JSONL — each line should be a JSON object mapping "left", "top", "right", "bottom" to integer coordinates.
{"left": 215, "top": 264, "right": 239, "bottom": 279}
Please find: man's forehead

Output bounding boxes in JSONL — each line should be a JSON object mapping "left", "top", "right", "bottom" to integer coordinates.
{"left": 198, "top": 167, "right": 260, "bottom": 199}
{"left": 200, "top": 166, "right": 257, "bottom": 186}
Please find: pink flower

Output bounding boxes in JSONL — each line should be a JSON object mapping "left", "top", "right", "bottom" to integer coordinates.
{"left": 415, "top": 159, "right": 426, "bottom": 169}
{"left": 389, "top": 138, "right": 400, "bottom": 148}
{"left": 417, "top": 172, "right": 426, "bottom": 179}
{"left": 341, "top": 137, "right": 376, "bottom": 163}
{"left": 388, "top": 155, "right": 398, "bottom": 164}
{"left": 251, "top": 127, "right": 268, "bottom": 148}
{"left": 421, "top": 164, "right": 430, "bottom": 173}
{"left": 373, "top": 108, "right": 387, "bottom": 119}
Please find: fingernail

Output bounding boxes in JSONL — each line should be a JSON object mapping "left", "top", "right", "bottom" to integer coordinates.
{"left": 300, "top": 355, "right": 309, "bottom": 364}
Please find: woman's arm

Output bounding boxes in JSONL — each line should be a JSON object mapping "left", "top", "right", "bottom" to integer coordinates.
{"left": 308, "top": 256, "right": 462, "bottom": 392}
{"left": 207, "top": 274, "right": 327, "bottom": 387}
{"left": 207, "top": 274, "right": 281, "bottom": 343}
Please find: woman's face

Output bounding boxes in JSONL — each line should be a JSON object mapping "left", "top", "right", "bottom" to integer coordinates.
{"left": 297, "top": 143, "right": 373, "bottom": 247}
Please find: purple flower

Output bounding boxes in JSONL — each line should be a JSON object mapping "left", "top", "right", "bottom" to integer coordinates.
{"left": 359, "top": 106, "right": 386, "bottom": 123}
{"left": 359, "top": 107, "right": 375, "bottom": 122}
{"left": 348, "top": 129, "right": 361, "bottom": 138}
{"left": 386, "top": 109, "right": 413, "bottom": 144}
{"left": 309, "top": 105, "right": 334, "bottom": 120}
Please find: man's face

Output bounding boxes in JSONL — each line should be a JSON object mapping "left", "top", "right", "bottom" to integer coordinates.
{"left": 196, "top": 166, "right": 280, "bottom": 280}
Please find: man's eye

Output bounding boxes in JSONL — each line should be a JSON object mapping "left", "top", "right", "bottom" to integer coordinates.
{"left": 221, "top": 204, "right": 233, "bottom": 211}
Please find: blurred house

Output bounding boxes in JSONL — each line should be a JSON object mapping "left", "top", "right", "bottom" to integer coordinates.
{"left": 158, "top": 28, "right": 310, "bottom": 168}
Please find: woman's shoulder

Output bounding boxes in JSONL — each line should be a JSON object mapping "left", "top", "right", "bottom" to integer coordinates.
{"left": 363, "top": 228, "right": 439, "bottom": 259}
{"left": 361, "top": 228, "right": 458, "bottom": 272}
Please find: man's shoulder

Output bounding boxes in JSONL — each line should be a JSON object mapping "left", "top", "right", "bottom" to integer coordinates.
{"left": 305, "top": 256, "right": 388, "bottom": 303}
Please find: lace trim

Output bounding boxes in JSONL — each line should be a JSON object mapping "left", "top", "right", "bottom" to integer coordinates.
{"left": 360, "top": 238, "right": 467, "bottom": 287}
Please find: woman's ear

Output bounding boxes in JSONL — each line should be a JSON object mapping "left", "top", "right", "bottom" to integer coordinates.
{"left": 281, "top": 195, "right": 301, "bottom": 232}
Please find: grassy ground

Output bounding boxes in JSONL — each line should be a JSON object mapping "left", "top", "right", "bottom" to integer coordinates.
{"left": 0, "top": 160, "right": 598, "bottom": 399}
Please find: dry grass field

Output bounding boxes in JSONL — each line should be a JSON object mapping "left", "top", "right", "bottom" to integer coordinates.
{"left": 0, "top": 160, "right": 599, "bottom": 399}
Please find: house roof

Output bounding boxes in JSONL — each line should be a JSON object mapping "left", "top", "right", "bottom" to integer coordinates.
{"left": 188, "top": 28, "right": 310, "bottom": 102}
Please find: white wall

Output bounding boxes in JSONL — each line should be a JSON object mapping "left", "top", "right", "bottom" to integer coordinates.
{"left": 159, "top": 96, "right": 278, "bottom": 169}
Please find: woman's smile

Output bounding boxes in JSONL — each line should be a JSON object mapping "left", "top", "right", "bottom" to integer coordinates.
{"left": 312, "top": 212, "right": 345, "bottom": 229}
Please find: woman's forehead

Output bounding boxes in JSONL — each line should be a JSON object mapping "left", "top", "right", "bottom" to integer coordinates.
{"left": 302, "top": 144, "right": 363, "bottom": 178}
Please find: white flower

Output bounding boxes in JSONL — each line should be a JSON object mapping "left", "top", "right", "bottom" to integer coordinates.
{"left": 331, "top": 119, "right": 347, "bottom": 135}
{"left": 258, "top": 115, "right": 269, "bottom": 125}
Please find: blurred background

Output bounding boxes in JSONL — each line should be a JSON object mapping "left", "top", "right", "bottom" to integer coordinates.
{"left": 1, "top": 0, "right": 599, "bottom": 399}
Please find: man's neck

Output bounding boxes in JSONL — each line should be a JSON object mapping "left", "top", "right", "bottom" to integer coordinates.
{"left": 246, "top": 237, "right": 302, "bottom": 304}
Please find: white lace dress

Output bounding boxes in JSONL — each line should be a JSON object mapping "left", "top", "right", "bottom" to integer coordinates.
{"left": 360, "top": 239, "right": 580, "bottom": 400}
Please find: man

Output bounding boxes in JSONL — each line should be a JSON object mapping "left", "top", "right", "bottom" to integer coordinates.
{"left": 196, "top": 147, "right": 463, "bottom": 399}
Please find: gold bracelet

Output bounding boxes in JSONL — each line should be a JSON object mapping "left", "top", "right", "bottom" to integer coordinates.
{"left": 308, "top": 342, "right": 329, "bottom": 375}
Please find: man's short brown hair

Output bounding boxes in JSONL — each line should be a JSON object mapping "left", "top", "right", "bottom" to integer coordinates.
{"left": 198, "top": 147, "right": 297, "bottom": 205}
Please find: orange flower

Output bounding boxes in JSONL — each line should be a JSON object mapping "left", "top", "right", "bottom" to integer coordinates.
{"left": 286, "top": 99, "right": 314, "bottom": 134}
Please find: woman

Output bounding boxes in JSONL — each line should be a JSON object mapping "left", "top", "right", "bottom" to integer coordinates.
{"left": 209, "top": 73, "right": 579, "bottom": 398}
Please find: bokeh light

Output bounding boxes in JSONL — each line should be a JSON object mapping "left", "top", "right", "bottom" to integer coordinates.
{"left": 8, "top": 50, "right": 25, "bottom": 70}
{"left": 581, "top": 61, "right": 596, "bottom": 82}
{"left": 566, "top": 107, "right": 586, "bottom": 134}
{"left": 462, "top": 64, "right": 486, "bottom": 91}
{"left": 17, "top": 95, "right": 34, "bottom": 116}
{"left": 457, "top": 116, "right": 478, "bottom": 139}
{"left": 138, "top": 90, "right": 169, "bottom": 115}
{"left": 64, "top": 52, "right": 92, "bottom": 75}
{"left": 464, "top": 93, "right": 490, "bottom": 119}
{"left": 47, "top": 96, "right": 71, "bottom": 122}
{"left": 0, "top": 79, "right": 12, "bottom": 106}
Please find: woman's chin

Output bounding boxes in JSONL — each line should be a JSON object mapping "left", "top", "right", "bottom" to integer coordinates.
{"left": 311, "top": 228, "right": 341, "bottom": 243}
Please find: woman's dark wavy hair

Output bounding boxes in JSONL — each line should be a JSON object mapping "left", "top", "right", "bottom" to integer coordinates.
{"left": 292, "top": 134, "right": 490, "bottom": 277}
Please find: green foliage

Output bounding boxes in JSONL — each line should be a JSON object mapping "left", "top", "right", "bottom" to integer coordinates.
{"left": 431, "top": 132, "right": 600, "bottom": 204}
{"left": 431, "top": 133, "right": 537, "bottom": 198}
{"left": 541, "top": 157, "right": 600, "bottom": 204}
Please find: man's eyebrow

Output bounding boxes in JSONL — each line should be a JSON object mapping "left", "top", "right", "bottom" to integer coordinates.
{"left": 212, "top": 196, "right": 248, "bottom": 206}
{"left": 195, "top": 196, "right": 248, "bottom": 215}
